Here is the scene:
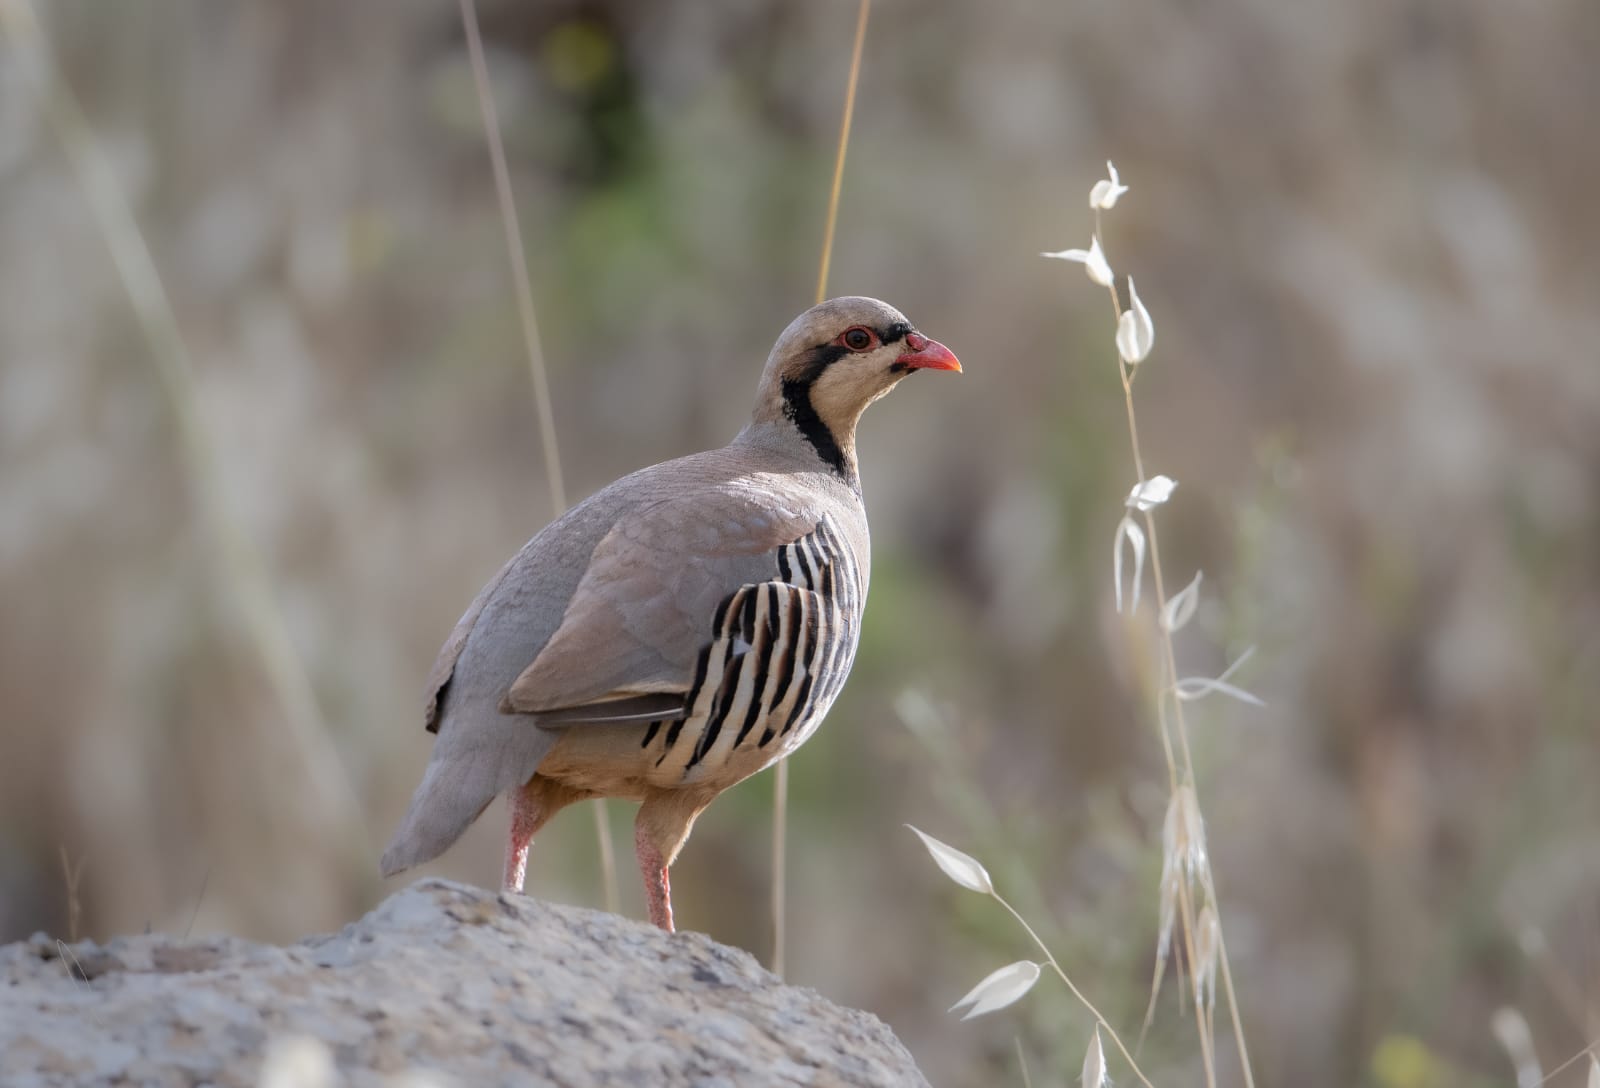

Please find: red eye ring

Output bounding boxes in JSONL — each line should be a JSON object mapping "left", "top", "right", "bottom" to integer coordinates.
{"left": 839, "top": 326, "right": 876, "bottom": 352}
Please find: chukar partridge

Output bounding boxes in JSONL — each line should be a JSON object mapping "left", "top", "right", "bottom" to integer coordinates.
{"left": 381, "top": 296, "right": 960, "bottom": 930}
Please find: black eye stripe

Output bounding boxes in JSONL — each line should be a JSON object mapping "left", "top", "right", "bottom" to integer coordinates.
{"left": 880, "top": 322, "right": 912, "bottom": 346}
{"left": 801, "top": 319, "right": 913, "bottom": 372}
{"left": 837, "top": 321, "right": 910, "bottom": 352}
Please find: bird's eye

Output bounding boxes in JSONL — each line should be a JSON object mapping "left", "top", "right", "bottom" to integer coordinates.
{"left": 841, "top": 327, "right": 874, "bottom": 352}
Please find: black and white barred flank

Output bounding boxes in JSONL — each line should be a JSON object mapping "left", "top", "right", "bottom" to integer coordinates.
{"left": 641, "top": 515, "right": 863, "bottom": 784}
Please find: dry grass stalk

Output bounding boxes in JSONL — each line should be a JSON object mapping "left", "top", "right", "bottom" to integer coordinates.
{"left": 53, "top": 940, "right": 87, "bottom": 986}
{"left": 1050, "top": 164, "right": 1260, "bottom": 1085}
{"left": 1193, "top": 904, "right": 1220, "bottom": 1026}
{"left": 1518, "top": 927, "right": 1600, "bottom": 1048}
{"left": 58, "top": 847, "right": 84, "bottom": 944}
{"left": 1016, "top": 1035, "right": 1035, "bottom": 1088}
{"left": 909, "top": 826, "right": 1155, "bottom": 1088}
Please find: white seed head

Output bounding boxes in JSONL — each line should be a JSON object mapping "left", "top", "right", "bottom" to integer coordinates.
{"left": 1174, "top": 645, "right": 1265, "bottom": 706}
{"left": 1041, "top": 235, "right": 1114, "bottom": 287}
{"left": 949, "top": 960, "right": 1041, "bottom": 1020}
{"left": 1090, "top": 161, "right": 1129, "bottom": 210}
{"left": 1156, "top": 864, "right": 1177, "bottom": 963}
{"left": 1115, "top": 277, "right": 1154, "bottom": 364}
{"left": 1156, "top": 787, "right": 1208, "bottom": 981}
{"left": 1587, "top": 1056, "right": 1599, "bottom": 1088}
{"left": 1125, "top": 475, "right": 1178, "bottom": 512}
{"left": 1161, "top": 570, "right": 1203, "bottom": 632}
{"left": 1173, "top": 676, "right": 1265, "bottom": 706}
{"left": 907, "top": 825, "right": 994, "bottom": 895}
{"left": 1112, "top": 514, "right": 1146, "bottom": 614}
{"left": 1193, "top": 904, "right": 1220, "bottom": 1013}
{"left": 1081, "top": 1026, "right": 1110, "bottom": 1088}
{"left": 1490, "top": 1007, "right": 1542, "bottom": 1088}
{"left": 1162, "top": 784, "right": 1209, "bottom": 886}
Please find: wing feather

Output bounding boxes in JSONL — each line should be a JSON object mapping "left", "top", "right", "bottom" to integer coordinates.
{"left": 504, "top": 489, "right": 821, "bottom": 716}
{"left": 516, "top": 692, "right": 688, "bottom": 727}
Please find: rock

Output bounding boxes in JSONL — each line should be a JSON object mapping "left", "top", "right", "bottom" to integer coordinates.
{"left": 0, "top": 879, "right": 927, "bottom": 1088}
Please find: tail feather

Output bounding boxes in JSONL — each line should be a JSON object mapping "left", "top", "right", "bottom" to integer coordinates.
{"left": 380, "top": 714, "right": 558, "bottom": 877}
{"left": 380, "top": 756, "right": 495, "bottom": 876}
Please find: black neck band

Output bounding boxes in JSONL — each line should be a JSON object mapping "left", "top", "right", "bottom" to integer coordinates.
{"left": 781, "top": 344, "right": 853, "bottom": 479}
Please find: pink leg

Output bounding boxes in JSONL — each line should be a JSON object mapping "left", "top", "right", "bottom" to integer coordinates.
{"left": 636, "top": 821, "right": 674, "bottom": 932}
{"left": 503, "top": 785, "right": 544, "bottom": 892}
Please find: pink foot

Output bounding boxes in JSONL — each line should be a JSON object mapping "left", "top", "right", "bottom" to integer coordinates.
{"left": 503, "top": 786, "right": 542, "bottom": 892}
{"left": 636, "top": 823, "right": 675, "bottom": 932}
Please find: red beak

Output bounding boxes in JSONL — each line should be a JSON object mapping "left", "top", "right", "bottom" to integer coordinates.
{"left": 895, "top": 332, "right": 962, "bottom": 372}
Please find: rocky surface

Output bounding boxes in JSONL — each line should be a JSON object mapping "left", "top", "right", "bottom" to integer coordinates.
{"left": 0, "top": 879, "right": 927, "bottom": 1087}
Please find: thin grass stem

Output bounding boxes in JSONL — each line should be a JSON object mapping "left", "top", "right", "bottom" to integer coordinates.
{"left": 1014, "top": 1037, "right": 1033, "bottom": 1088}
{"left": 1146, "top": 519, "right": 1254, "bottom": 1085}
{"left": 58, "top": 848, "right": 83, "bottom": 944}
{"left": 1174, "top": 862, "right": 1217, "bottom": 1085}
{"left": 1095, "top": 213, "right": 1257, "bottom": 1086}
{"left": 1210, "top": 908, "right": 1254, "bottom": 1084}
{"left": 992, "top": 892, "right": 1155, "bottom": 1088}
{"left": 1530, "top": 1041, "right": 1600, "bottom": 1088}
{"left": 1520, "top": 926, "right": 1598, "bottom": 1037}
{"left": 814, "top": 0, "right": 871, "bottom": 306}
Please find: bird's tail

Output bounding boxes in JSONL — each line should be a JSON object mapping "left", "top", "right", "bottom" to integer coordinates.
{"left": 382, "top": 712, "right": 562, "bottom": 876}
{"left": 380, "top": 752, "right": 499, "bottom": 876}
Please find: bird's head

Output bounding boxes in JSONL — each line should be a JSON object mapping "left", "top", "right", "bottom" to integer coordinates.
{"left": 747, "top": 296, "right": 960, "bottom": 479}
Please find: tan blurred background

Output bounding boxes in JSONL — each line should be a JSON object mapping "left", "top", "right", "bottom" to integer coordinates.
{"left": 3, "top": 1, "right": 1598, "bottom": 1084}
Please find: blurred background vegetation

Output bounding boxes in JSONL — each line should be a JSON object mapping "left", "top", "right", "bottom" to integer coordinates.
{"left": 2, "top": 1, "right": 1597, "bottom": 1084}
